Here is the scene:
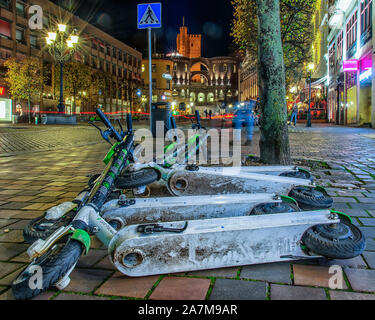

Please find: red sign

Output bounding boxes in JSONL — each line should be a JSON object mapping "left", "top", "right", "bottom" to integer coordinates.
{"left": 0, "top": 87, "right": 5, "bottom": 96}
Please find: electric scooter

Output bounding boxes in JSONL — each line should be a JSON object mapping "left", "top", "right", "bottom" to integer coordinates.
{"left": 12, "top": 110, "right": 366, "bottom": 300}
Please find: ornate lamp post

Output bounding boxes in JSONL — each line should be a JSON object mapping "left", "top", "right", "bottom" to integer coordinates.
{"left": 46, "top": 24, "right": 79, "bottom": 113}
{"left": 306, "top": 63, "right": 314, "bottom": 128}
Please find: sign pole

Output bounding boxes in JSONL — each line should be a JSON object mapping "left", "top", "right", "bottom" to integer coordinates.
{"left": 148, "top": 27, "right": 153, "bottom": 132}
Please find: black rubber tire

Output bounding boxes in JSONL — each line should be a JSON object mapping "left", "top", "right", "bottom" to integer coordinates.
{"left": 12, "top": 239, "right": 83, "bottom": 300}
{"left": 280, "top": 170, "right": 313, "bottom": 181}
{"left": 23, "top": 212, "right": 76, "bottom": 244}
{"left": 289, "top": 186, "right": 333, "bottom": 210}
{"left": 302, "top": 220, "right": 366, "bottom": 259}
{"left": 250, "top": 202, "right": 300, "bottom": 215}
{"left": 115, "top": 168, "right": 159, "bottom": 190}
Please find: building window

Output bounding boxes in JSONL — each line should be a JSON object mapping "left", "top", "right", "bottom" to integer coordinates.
{"left": 166, "top": 64, "right": 171, "bottom": 73}
{"left": 346, "top": 11, "right": 358, "bottom": 51}
{"left": 112, "top": 47, "right": 116, "bottom": 58}
{"left": 152, "top": 64, "right": 156, "bottom": 73}
{"left": 142, "top": 64, "right": 145, "bottom": 73}
{"left": 30, "top": 34, "right": 38, "bottom": 48}
{"left": 16, "top": 26, "right": 25, "bottom": 44}
{"left": 124, "top": 68, "right": 127, "bottom": 78}
{"left": 118, "top": 67, "right": 122, "bottom": 77}
{"left": 112, "top": 64, "right": 117, "bottom": 75}
{"left": 337, "top": 31, "right": 343, "bottom": 62}
{"left": 166, "top": 80, "right": 171, "bottom": 90}
{"left": 361, "top": 0, "right": 372, "bottom": 34}
{"left": 0, "top": 0, "right": 11, "bottom": 10}
{"left": 124, "top": 53, "right": 128, "bottom": 63}
{"left": 92, "top": 57, "right": 97, "bottom": 69}
{"left": 92, "top": 40, "right": 98, "bottom": 50}
{"left": 213, "top": 64, "right": 216, "bottom": 73}
{"left": 0, "top": 19, "right": 11, "bottom": 39}
{"left": 152, "top": 78, "right": 156, "bottom": 89}
{"left": 100, "top": 45, "right": 105, "bottom": 53}
{"left": 223, "top": 64, "right": 228, "bottom": 73}
{"left": 16, "top": 1, "right": 25, "bottom": 17}
{"left": 106, "top": 62, "right": 110, "bottom": 72}
{"left": 184, "top": 64, "right": 187, "bottom": 72}
{"left": 118, "top": 50, "right": 122, "bottom": 61}
{"left": 329, "top": 43, "right": 335, "bottom": 74}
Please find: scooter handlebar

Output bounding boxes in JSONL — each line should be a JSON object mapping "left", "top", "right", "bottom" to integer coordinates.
{"left": 96, "top": 108, "right": 123, "bottom": 142}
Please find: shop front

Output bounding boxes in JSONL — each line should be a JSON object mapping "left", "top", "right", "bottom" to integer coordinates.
{"left": 0, "top": 86, "right": 12, "bottom": 123}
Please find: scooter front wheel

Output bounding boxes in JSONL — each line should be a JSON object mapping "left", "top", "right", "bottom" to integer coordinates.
{"left": 23, "top": 212, "right": 76, "bottom": 244}
{"left": 289, "top": 186, "right": 333, "bottom": 210}
{"left": 301, "top": 220, "right": 366, "bottom": 260}
{"left": 12, "top": 238, "right": 83, "bottom": 300}
{"left": 250, "top": 202, "right": 300, "bottom": 215}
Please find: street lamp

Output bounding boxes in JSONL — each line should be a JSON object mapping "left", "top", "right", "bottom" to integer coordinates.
{"left": 45, "top": 23, "right": 79, "bottom": 113}
{"left": 306, "top": 62, "right": 314, "bottom": 128}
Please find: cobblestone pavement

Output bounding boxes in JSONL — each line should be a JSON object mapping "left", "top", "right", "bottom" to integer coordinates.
{"left": 0, "top": 123, "right": 375, "bottom": 300}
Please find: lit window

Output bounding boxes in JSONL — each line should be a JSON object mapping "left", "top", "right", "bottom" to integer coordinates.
{"left": 346, "top": 11, "right": 358, "bottom": 51}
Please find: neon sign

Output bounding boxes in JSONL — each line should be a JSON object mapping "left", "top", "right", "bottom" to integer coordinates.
{"left": 359, "top": 68, "right": 372, "bottom": 82}
{"left": 0, "top": 87, "right": 5, "bottom": 95}
{"left": 343, "top": 59, "right": 359, "bottom": 71}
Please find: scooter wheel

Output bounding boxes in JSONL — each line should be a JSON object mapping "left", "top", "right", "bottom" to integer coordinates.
{"left": 12, "top": 238, "right": 83, "bottom": 300}
{"left": 289, "top": 186, "right": 333, "bottom": 210}
{"left": 302, "top": 220, "right": 366, "bottom": 260}
{"left": 23, "top": 212, "right": 76, "bottom": 244}
{"left": 115, "top": 168, "right": 159, "bottom": 190}
{"left": 280, "top": 170, "right": 313, "bottom": 182}
{"left": 250, "top": 202, "right": 300, "bottom": 215}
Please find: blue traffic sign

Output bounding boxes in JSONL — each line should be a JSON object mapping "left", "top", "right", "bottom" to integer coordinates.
{"left": 137, "top": 3, "right": 162, "bottom": 29}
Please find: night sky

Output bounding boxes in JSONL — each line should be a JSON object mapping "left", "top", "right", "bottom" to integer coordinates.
{"left": 52, "top": 0, "right": 235, "bottom": 57}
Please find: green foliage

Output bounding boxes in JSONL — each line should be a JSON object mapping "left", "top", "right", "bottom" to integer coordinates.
{"left": 231, "top": 0, "right": 317, "bottom": 87}
{"left": 4, "top": 57, "right": 43, "bottom": 102}
{"left": 54, "top": 61, "right": 91, "bottom": 98}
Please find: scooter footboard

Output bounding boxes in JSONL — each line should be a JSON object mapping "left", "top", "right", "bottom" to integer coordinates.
{"left": 167, "top": 170, "right": 313, "bottom": 197}
{"left": 102, "top": 193, "right": 280, "bottom": 229}
{"left": 108, "top": 211, "right": 337, "bottom": 277}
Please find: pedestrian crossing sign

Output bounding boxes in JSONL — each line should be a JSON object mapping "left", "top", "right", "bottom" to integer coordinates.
{"left": 137, "top": 3, "right": 162, "bottom": 29}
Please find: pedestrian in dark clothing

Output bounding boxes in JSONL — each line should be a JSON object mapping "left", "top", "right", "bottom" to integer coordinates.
{"left": 209, "top": 110, "right": 212, "bottom": 120}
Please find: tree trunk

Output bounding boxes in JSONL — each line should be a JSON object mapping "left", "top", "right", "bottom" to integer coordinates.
{"left": 256, "top": 0, "right": 291, "bottom": 165}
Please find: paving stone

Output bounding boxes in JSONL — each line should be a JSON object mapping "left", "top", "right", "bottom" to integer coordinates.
{"left": 345, "top": 269, "right": 375, "bottom": 292}
{"left": 337, "top": 209, "right": 371, "bottom": 217}
{"left": 0, "top": 219, "right": 19, "bottom": 229}
{"left": 359, "top": 227, "right": 375, "bottom": 239}
{"left": 5, "top": 220, "right": 31, "bottom": 230}
{"left": 350, "top": 203, "right": 375, "bottom": 211}
{"left": 366, "top": 239, "right": 375, "bottom": 251}
{"left": 93, "top": 257, "right": 117, "bottom": 271}
{"left": 188, "top": 267, "right": 239, "bottom": 278}
{"left": 54, "top": 293, "right": 111, "bottom": 300}
{"left": 209, "top": 279, "right": 267, "bottom": 300}
{"left": 64, "top": 269, "right": 113, "bottom": 293}
{"left": 150, "top": 277, "right": 211, "bottom": 300}
{"left": 95, "top": 272, "right": 159, "bottom": 298}
{"left": 359, "top": 218, "right": 375, "bottom": 226}
{"left": 333, "top": 197, "right": 358, "bottom": 203}
{"left": 363, "top": 252, "right": 375, "bottom": 269}
{"left": 77, "top": 250, "right": 108, "bottom": 268}
{"left": 0, "top": 243, "right": 29, "bottom": 261}
{"left": 357, "top": 198, "right": 375, "bottom": 204}
{"left": 329, "top": 291, "right": 375, "bottom": 300}
{"left": 293, "top": 264, "right": 347, "bottom": 289}
{"left": 11, "top": 211, "right": 44, "bottom": 219}
{"left": 10, "top": 251, "right": 29, "bottom": 263}
{"left": 0, "top": 230, "right": 24, "bottom": 243}
{"left": 0, "top": 202, "right": 28, "bottom": 210}
{"left": 0, "top": 262, "right": 24, "bottom": 279}
{"left": 31, "top": 291, "right": 56, "bottom": 300}
{"left": 0, "top": 289, "right": 15, "bottom": 300}
{"left": 270, "top": 284, "right": 327, "bottom": 300}
{"left": 240, "top": 263, "right": 292, "bottom": 284}
{"left": 317, "top": 256, "right": 368, "bottom": 269}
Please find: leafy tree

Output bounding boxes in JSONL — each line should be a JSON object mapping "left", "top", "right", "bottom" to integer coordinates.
{"left": 231, "top": 0, "right": 316, "bottom": 88}
{"left": 4, "top": 57, "right": 43, "bottom": 124}
{"left": 54, "top": 61, "right": 91, "bottom": 113}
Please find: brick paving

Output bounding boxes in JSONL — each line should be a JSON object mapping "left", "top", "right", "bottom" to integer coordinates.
{"left": 0, "top": 123, "right": 375, "bottom": 300}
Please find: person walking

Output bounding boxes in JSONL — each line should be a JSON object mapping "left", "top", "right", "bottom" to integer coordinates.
{"left": 290, "top": 102, "right": 299, "bottom": 127}
{"left": 209, "top": 110, "right": 212, "bottom": 120}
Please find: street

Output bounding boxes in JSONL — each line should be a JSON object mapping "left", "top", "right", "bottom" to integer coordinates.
{"left": 0, "top": 123, "right": 375, "bottom": 300}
